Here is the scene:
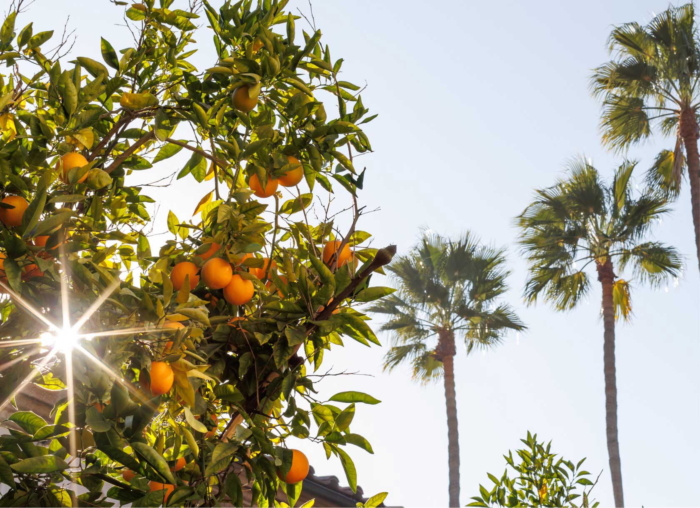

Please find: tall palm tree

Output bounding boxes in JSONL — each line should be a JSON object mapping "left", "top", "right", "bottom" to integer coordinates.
{"left": 517, "top": 158, "right": 682, "bottom": 508}
{"left": 370, "top": 232, "right": 525, "bottom": 507}
{"left": 591, "top": 3, "right": 700, "bottom": 271}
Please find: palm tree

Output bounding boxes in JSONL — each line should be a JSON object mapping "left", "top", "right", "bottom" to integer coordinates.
{"left": 591, "top": 3, "right": 700, "bottom": 271}
{"left": 370, "top": 232, "right": 525, "bottom": 507}
{"left": 516, "top": 158, "right": 682, "bottom": 508}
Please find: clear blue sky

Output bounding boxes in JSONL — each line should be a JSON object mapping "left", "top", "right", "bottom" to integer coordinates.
{"left": 22, "top": 1, "right": 700, "bottom": 506}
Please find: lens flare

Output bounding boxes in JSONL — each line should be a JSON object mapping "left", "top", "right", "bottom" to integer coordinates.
{"left": 40, "top": 329, "right": 82, "bottom": 353}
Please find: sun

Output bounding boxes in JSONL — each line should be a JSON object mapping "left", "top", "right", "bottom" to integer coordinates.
{"left": 40, "top": 328, "right": 82, "bottom": 353}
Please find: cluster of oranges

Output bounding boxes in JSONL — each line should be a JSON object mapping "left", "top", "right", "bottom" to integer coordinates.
{"left": 168, "top": 238, "right": 354, "bottom": 306}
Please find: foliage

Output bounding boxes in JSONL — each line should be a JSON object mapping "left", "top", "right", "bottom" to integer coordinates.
{"left": 0, "top": 0, "right": 392, "bottom": 506}
{"left": 468, "top": 432, "right": 600, "bottom": 508}
{"left": 590, "top": 3, "right": 698, "bottom": 196}
{"left": 370, "top": 232, "right": 524, "bottom": 382}
{"left": 516, "top": 157, "right": 682, "bottom": 312}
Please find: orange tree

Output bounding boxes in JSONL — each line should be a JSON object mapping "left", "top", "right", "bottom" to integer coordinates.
{"left": 0, "top": 0, "right": 394, "bottom": 506}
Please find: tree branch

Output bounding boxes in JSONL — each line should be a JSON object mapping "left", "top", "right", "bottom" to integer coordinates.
{"left": 166, "top": 138, "right": 230, "bottom": 168}
{"left": 104, "top": 131, "right": 155, "bottom": 174}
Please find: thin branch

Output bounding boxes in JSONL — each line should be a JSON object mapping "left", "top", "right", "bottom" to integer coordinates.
{"left": 165, "top": 138, "right": 229, "bottom": 168}
{"left": 104, "top": 131, "right": 155, "bottom": 174}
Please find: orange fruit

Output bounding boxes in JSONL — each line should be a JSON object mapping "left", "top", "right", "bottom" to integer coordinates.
{"left": 122, "top": 470, "right": 136, "bottom": 482}
{"left": 278, "top": 156, "right": 303, "bottom": 187}
{"left": 198, "top": 240, "right": 221, "bottom": 261}
{"left": 223, "top": 274, "right": 255, "bottom": 305}
{"left": 58, "top": 152, "right": 89, "bottom": 184}
{"left": 201, "top": 257, "right": 233, "bottom": 290}
{"left": 0, "top": 196, "right": 29, "bottom": 227}
{"left": 149, "top": 482, "right": 175, "bottom": 503}
{"left": 33, "top": 236, "right": 50, "bottom": 247}
{"left": 249, "top": 173, "right": 278, "bottom": 198}
{"left": 164, "top": 341, "right": 174, "bottom": 352}
{"left": 170, "top": 457, "right": 186, "bottom": 472}
{"left": 249, "top": 258, "right": 276, "bottom": 280}
{"left": 170, "top": 261, "right": 200, "bottom": 291}
{"left": 232, "top": 85, "right": 257, "bottom": 113}
{"left": 322, "top": 240, "right": 352, "bottom": 267}
{"left": 277, "top": 449, "right": 310, "bottom": 484}
{"left": 149, "top": 362, "right": 174, "bottom": 396}
{"left": 22, "top": 262, "right": 42, "bottom": 279}
{"left": 93, "top": 402, "right": 105, "bottom": 413}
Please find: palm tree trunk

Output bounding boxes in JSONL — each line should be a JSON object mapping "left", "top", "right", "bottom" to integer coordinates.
{"left": 597, "top": 261, "right": 625, "bottom": 507}
{"left": 437, "top": 330, "right": 460, "bottom": 507}
{"left": 679, "top": 109, "right": 700, "bottom": 272}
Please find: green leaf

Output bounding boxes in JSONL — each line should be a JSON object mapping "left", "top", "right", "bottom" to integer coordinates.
{"left": 27, "top": 30, "right": 53, "bottom": 49}
{"left": 280, "top": 193, "right": 313, "bottom": 215}
{"left": 3, "top": 257, "right": 22, "bottom": 292}
{"left": 354, "top": 286, "right": 395, "bottom": 303}
{"left": 0, "top": 13, "right": 17, "bottom": 45}
{"left": 98, "top": 445, "right": 141, "bottom": 472}
{"left": 335, "top": 446, "right": 357, "bottom": 492}
{"left": 0, "top": 454, "right": 16, "bottom": 488}
{"left": 344, "top": 433, "right": 374, "bottom": 454}
{"left": 224, "top": 472, "right": 243, "bottom": 507}
{"left": 131, "top": 442, "right": 177, "bottom": 485}
{"left": 9, "top": 411, "right": 47, "bottom": 434}
{"left": 85, "top": 406, "right": 111, "bottom": 432}
{"left": 364, "top": 492, "right": 388, "bottom": 508}
{"left": 153, "top": 142, "right": 184, "bottom": 163}
{"left": 183, "top": 407, "right": 208, "bottom": 433}
{"left": 76, "top": 57, "right": 108, "bottom": 78}
{"left": 205, "top": 442, "right": 237, "bottom": 476}
{"left": 100, "top": 38, "right": 120, "bottom": 70}
{"left": 335, "top": 403, "right": 355, "bottom": 431}
{"left": 11, "top": 455, "right": 68, "bottom": 474}
{"left": 329, "top": 391, "right": 381, "bottom": 405}
{"left": 34, "top": 211, "right": 74, "bottom": 236}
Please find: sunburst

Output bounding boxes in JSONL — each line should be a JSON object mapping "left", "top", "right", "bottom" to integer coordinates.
{"left": 0, "top": 250, "right": 173, "bottom": 465}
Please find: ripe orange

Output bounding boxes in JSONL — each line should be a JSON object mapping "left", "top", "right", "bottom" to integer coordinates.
{"left": 232, "top": 85, "right": 257, "bottom": 113}
{"left": 170, "top": 261, "right": 200, "bottom": 291}
{"left": 149, "top": 482, "right": 175, "bottom": 503}
{"left": 170, "top": 457, "right": 186, "bottom": 472}
{"left": 278, "top": 156, "right": 304, "bottom": 187}
{"left": 22, "top": 262, "right": 42, "bottom": 280}
{"left": 249, "top": 173, "right": 278, "bottom": 198}
{"left": 249, "top": 258, "right": 276, "bottom": 280}
{"left": 122, "top": 469, "right": 136, "bottom": 482}
{"left": 322, "top": 240, "right": 352, "bottom": 267}
{"left": 277, "top": 449, "right": 310, "bottom": 484}
{"left": 0, "top": 196, "right": 29, "bottom": 227}
{"left": 223, "top": 274, "right": 254, "bottom": 305}
{"left": 59, "top": 152, "right": 89, "bottom": 184}
{"left": 198, "top": 240, "right": 221, "bottom": 261}
{"left": 93, "top": 402, "right": 105, "bottom": 413}
{"left": 201, "top": 257, "right": 233, "bottom": 290}
{"left": 33, "top": 236, "right": 50, "bottom": 247}
{"left": 149, "top": 362, "right": 174, "bottom": 396}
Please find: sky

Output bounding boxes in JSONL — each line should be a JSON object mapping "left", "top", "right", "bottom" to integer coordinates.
{"left": 15, "top": 0, "right": 700, "bottom": 506}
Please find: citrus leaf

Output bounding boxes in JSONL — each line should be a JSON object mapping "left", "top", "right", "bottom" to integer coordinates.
{"left": 353, "top": 286, "right": 395, "bottom": 303}
{"left": 131, "top": 442, "right": 176, "bottom": 485}
{"left": 11, "top": 455, "right": 68, "bottom": 474}
{"left": 183, "top": 407, "right": 208, "bottom": 433}
{"left": 329, "top": 391, "right": 381, "bottom": 405}
{"left": 100, "top": 38, "right": 120, "bottom": 70}
{"left": 9, "top": 411, "right": 47, "bottom": 434}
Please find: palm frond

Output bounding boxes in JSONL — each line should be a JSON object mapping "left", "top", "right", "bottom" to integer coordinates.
{"left": 612, "top": 279, "right": 633, "bottom": 322}
{"left": 618, "top": 242, "right": 683, "bottom": 287}
{"left": 646, "top": 148, "right": 684, "bottom": 198}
